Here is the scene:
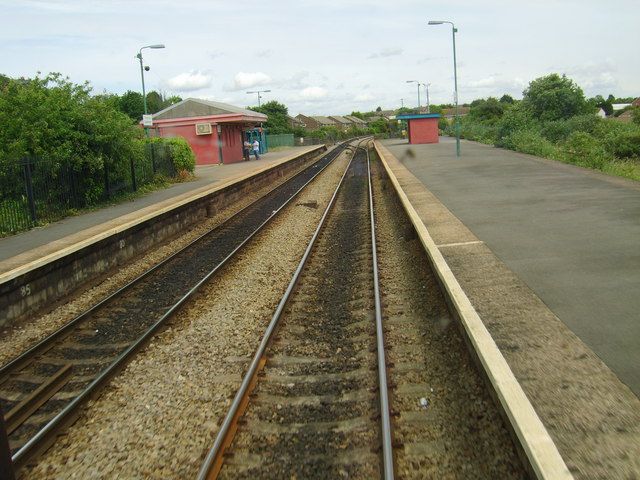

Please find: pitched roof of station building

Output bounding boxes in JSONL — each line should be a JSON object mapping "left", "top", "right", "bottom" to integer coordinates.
{"left": 152, "top": 98, "right": 267, "bottom": 122}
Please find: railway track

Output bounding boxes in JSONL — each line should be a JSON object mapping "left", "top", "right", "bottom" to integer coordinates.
{"left": 0, "top": 141, "right": 351, "bottom": 471}
{"left": 197, "top": 141, "right": 531, "bottom": 479}
{"left": 197, "top": 139, "right": 394, "bottom": 479}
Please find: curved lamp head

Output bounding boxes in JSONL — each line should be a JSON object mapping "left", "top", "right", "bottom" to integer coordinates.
{"left": 428, "top": 21, "right": 444, "bottom": 25}
{"left": 148, "top": 44, "right": 165, "bottom": 49}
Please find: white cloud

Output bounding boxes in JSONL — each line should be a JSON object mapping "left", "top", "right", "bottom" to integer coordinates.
{"left": 232, "top": 71, "right": 271, "bottom": 90}
{"left": 165, "top": 71, "right": 212, "bottom": 91}
{"left": 300, "top": 86, "right": 328, "bottom": 100}
{"left": 368, "top": 47, "right": 403, "bottom": 59}
{"left": 355, "top": 92, "right": 375, "bottom": 102}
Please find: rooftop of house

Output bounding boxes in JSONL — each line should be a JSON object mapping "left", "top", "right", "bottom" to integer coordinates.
{"left": 344, "top": 115, "right": 367, "bottom": 124}
{"left": 328, "top": 115, "right": 352, "bottom": 124}
{"left": 310, "top": 116, "right": 336, "bottom": 125}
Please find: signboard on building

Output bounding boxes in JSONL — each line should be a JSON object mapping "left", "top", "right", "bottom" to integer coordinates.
{"left": 142, "top": 114, "right": 153, "bottom": 127}
{"left": 196, "top": 123, "right": 213, "bottom": 135}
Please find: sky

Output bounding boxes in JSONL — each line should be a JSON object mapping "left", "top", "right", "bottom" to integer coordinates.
{"left": 1, "top": 0, "right": 638, "bottom": 116}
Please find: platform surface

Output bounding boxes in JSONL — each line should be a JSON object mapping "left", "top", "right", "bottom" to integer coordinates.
{"left": 382, "top": 137, "right": 640, "bottom": 396}
{"left": 0, "top": 146, "right": 321, "bottom": 272}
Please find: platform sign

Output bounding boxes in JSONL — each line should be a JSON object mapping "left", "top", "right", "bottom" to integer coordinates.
{"left": 142, "top": 114, "right": 153, "bottom": 127}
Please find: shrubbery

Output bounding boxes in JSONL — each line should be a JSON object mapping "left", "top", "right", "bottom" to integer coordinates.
{"left": 148, "top": 137, "right": 196, "bottom": 173}
{"left": 446, "top": 73, "right": 640, "bottom": 180}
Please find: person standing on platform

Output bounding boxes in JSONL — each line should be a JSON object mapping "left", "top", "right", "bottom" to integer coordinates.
{"left": 252, "top": 139, "right": 260, "bottom": 160}
{"left": 243, "top": 140, "right": 251, "bottom": 161}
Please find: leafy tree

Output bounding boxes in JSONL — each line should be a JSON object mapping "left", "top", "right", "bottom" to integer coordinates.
{"left": 589, "top": 95, "right": 613, "bottom": 116}
{"left": 146, "top": 91, "right": 164, "bottom": 114}
{"left": 522, "top": 74, "right": 590, "bottom": 122}
{"left": 375, "top": 106, "right": 382, "bottom": 112}
{"left": 368, "top": 117, "right": 389, "bottom": 134}
{"left": 499, "top": 94, "right": 515, "bottom": 104}
{"left": 0, "top": 73, "right": 142, "bottom": 166}
{"left": 249, "top": 100, "right": 291, "bottom": 134}
{"left": 469, "top": 97, "right": 504, "bottom": 123}
{"left": 350, "top": 111, "right": 365, "bottom": 120}
{"left": 118, "top": 90, "right": 145, "bottom": 122}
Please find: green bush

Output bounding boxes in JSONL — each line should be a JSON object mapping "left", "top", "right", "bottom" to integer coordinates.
{"left": 496, "top": 102, "right": 536, "bottom": 148}
{"left": 559, "top": 132, "right": 611, "bottom": 169}
{"left": 165, "top": 137, "right": 196, "bottom": 172}
{"left": 609, "top": 129, "right": 640, "bottom": 159}
{"left": 146, "top": 137, "right": 195, "bottom": 173}
{"left": 508, "top": 129, "right": 558, "bottom": 158}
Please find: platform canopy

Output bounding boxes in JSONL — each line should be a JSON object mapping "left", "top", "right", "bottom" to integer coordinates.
{"left": 396, "top": 113, "right": 441, "bottom": 120}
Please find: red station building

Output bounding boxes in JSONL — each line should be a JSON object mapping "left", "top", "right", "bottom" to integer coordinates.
{"left": 396, "top": 113, "right": 441, "bottom": 144}
{"left": 145, "top": 98, "right": 268, "bottom": 165}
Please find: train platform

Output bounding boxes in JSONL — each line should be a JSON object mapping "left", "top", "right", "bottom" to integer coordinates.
{"left": 376, "top": 137, "right": 639, "bottom": 479}
{"left": 0, "top": 145, "right": 322, "bottom": 276}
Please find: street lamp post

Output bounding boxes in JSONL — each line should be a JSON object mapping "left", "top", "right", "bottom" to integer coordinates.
{"left": 406, "top": 80, "right": 421, "bottom": 111}
{"left": 134, "top": 43, "right": 165, "bottom": 192}
{"left": 424, "top": 83, "right": 431, "bottom": 113}
{"left": 246, "top": 89, "right": 271, "bottom": 107}
{"left": 136, "top": 44, "right": 165, "bottom": 120}
{"left": 428, "top": 20, "right": 460, "bottom": 157}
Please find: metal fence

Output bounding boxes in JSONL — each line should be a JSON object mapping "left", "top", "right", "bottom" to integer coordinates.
{"left": 265, "top": 133, "right": 294, "bottom": 149}
{"left": 0, "top": 143, "right": 176, "bottom": 236}
{"left": 295, "top": 137, "right": 331, "bottom": 146}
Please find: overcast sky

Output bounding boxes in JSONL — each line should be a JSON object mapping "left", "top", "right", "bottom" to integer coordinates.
{"left": 1, "top": 0, "right": 638, "bottom": 115}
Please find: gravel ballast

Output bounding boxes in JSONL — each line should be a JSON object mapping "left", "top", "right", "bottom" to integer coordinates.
{"left": 19, "top": 151, "right": 351, "bottom": 478}
{"left": 372, "top": 160, "right": 525, "bottom": 478}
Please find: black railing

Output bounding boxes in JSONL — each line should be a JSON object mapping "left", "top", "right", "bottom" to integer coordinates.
{"left": 0, "top": 143, "right": 176, "bottom": 236}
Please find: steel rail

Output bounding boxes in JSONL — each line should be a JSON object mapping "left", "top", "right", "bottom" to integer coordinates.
{"left": 196, "top": 140, "right": 366, "bottom": 480}
{"left": 364, "top": 142, "right": 395, "bottom": 479}
{"left": 0, "top": 144, "right": 343, "bottom": 382}
{"left": 7, "top": 142, "right": 351, "bottom": 469}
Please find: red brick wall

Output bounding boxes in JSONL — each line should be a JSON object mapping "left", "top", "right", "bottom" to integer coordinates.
{"left": 408, "top": 118, "right": 439, "bottom": 144}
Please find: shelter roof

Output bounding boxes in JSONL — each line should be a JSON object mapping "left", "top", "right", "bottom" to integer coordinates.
{"left": 152, "top": 98, "right": 267, "bottom": 121}
{"left": 396, "top": 113, "right": 441, "bottom": 120}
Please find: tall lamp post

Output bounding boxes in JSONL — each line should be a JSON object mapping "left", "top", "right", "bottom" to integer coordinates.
{"left": 406, "top": 80, "right": 421, "bottom": 111}
{"left": 424, "top": 82, "right": 431, "bottom": 113}
{"left": 136, "top": 44, "right": 165, "bottom": 121}
{"left": 428, "top": 20, "right": 460, "bottom": 157}
{"left": 247, "top": 89, "right": 271, "bottom": 107}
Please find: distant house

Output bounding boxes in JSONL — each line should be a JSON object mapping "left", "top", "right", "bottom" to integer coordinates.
{"left": 328, "top": 115, "right": 353, "bottom": 130}
{"left": 288, "top": 115, "right": 305, "bottom": 129}
{"left": 441, "top": 107, "right": 470, "bottom": 120}
{"left": 596, "top": 108, "right": 607, "bottom": 118}
{"left": 615, "top": 110, "right": 634, "bottom": 123}
{"left": 612, "top": 103, "right": 632, "bottom": 111}
{"left": 295, "top": 114, "right": 337, "bottom": 130}
{"left": 344, "top": 115, "right": 368, "bottom": 128}
{"left": 145, "top": 98, "right": 267, "bottom": 165}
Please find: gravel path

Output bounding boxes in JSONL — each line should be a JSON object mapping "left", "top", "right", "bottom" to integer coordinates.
{"left": 372, "top": 159, "right": 526, "bottom": 478}
{"left": 20, "top": 151, "right": 351, "bottom": 478}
